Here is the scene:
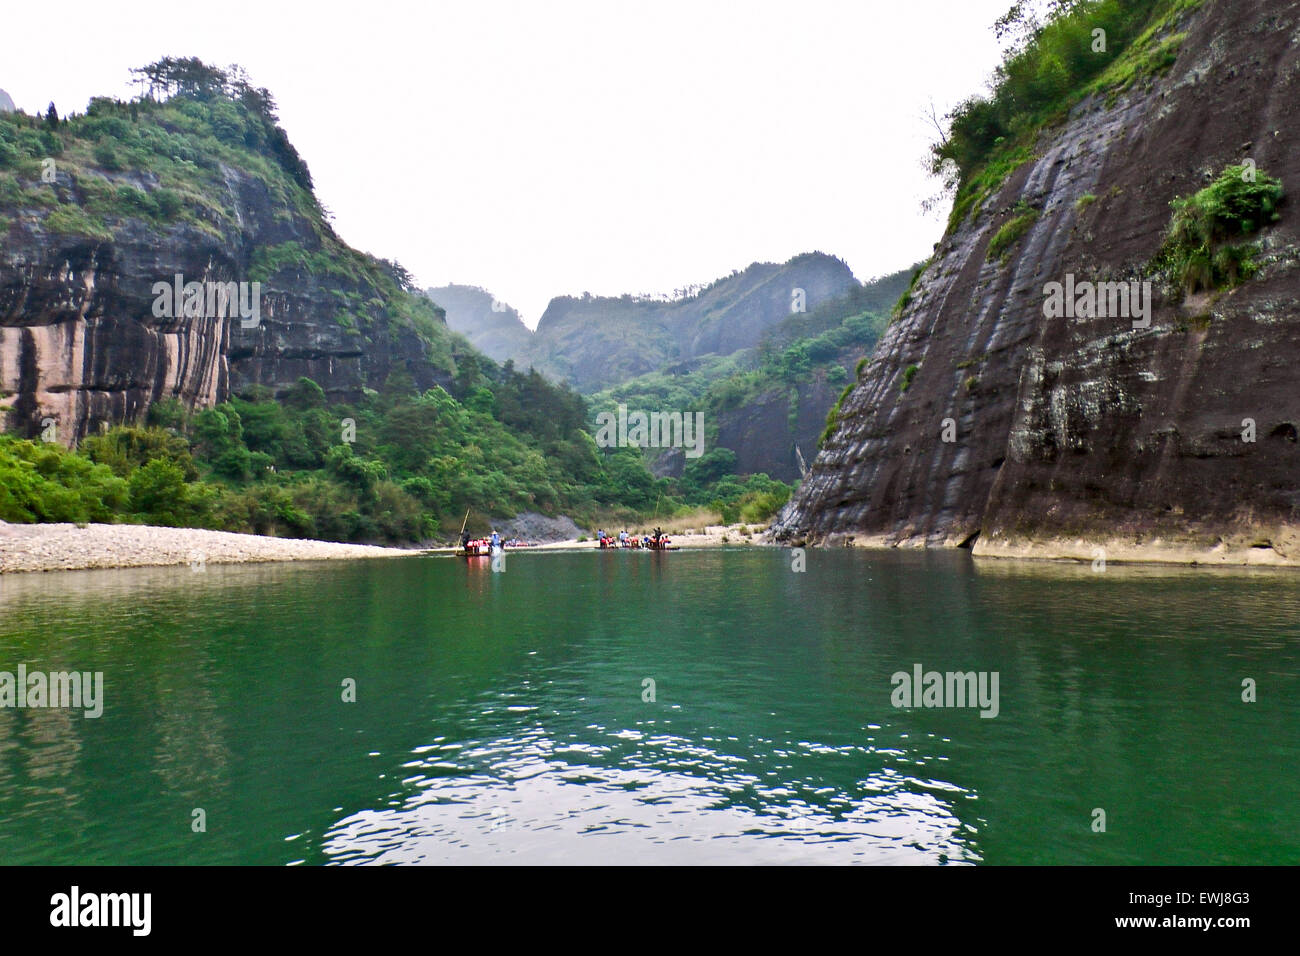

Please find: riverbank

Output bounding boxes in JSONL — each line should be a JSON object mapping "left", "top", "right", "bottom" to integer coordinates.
{"left": 0, "top": 519, "right": 780, "bottom": 574}
{"left": 789, "top": 527, "right": 1300, "bottom": 568}
{"left": 530, "top": 523, "right": 771, "bottom": 551}
{"left": 12, "top": 517, "right": 1291, "bottom": 573}
{"left": 0, "top": 521, "right": 413, "bottom": 574}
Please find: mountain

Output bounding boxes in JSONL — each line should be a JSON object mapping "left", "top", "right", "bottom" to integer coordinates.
{"left": 0, "top": 60, "right": 681, "bottom": 542}
{"left": 517, "top": 252, "right": 858, "bottom": 391}
{"left": 588, "top": 266, "right": 916, "bottom": 481}
{"left": 0, "top": 59, "right": 465, "bottom": 445}
{"left": 425, "top": 283, "right": 532, "bottom": 364}
{"left": 774, "top": 0, "right": 1300, "bottom": 565}
{"left": 427, "top": 253, "right": 860, "bottom": 393}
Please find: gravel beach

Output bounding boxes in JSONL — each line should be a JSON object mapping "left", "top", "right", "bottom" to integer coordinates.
{"left": 0, "top": 521, "right": 414, "bottom": 574}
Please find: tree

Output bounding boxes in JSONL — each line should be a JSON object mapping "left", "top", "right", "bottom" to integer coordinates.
{"left": 128, "top": 458, "right": 191, "bottom": 524}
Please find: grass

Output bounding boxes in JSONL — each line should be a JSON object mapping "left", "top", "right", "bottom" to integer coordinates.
{"left": 44, "top": 204, "right": 114, "bottom": 240}
{"left": 947, "top": 145, "right": 1035, "bottom": 233}
{"left": 891, "top": 259, "right": 931, "bottom": 319}
{"left": 1084, "top": 0, "right": 1205, "bottom": 99}
{"left": 900, "top": 364, "right": 919, "bottom": 393}
{"left": 820, "top": 382, "right": 855, "bottom": 447}
{"left": 987, "top": 202, "right": 1040, "bottom": 262}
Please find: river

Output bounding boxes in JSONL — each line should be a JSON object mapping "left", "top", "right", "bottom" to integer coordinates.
{"left": 0, "top": 548, "right": 1296, "bottom": 864}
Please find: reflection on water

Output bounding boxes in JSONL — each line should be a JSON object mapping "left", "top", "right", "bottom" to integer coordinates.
{"left": 321, "top": 725, "right": 977, "bottom": 865}
{"left": 0, "top": 550, "right": 1297, "bottom": 864}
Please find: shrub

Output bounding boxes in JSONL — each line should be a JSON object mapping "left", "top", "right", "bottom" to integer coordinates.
{"left": 147, "top": 397, "right": 190, "bottom": 431}
{"left": 128, "top": 458, "right": 193, "bottom": 524}
{"left": 93, "top": 142, "right": 122, "bottom": 170}
{"left": 0, "top": 436, "right": 127, "bottom": 522}
{"left": 82, "top": 426, "right": 199, "bottom": 480}
{"left": 738, "top": 486, "right": 790, "bottom": 524}
{"left": 1156, "top": 164, "right": 1283, "bottom": 294}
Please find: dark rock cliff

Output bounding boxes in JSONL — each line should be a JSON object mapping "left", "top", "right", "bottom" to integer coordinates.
{"left": 648, "top": 376, "right": 843, "bottom": 483}
{"left": 775, "top": 0, "right": 1300, "bottom": 563}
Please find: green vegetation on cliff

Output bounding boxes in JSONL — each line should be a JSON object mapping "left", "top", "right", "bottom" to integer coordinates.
{"left": 0, "top": 58, "right": 313, "bottom": 238}
{"left": 1156, "top": 164, "right": 1284, "bottom": 294}
{"left": 933, "top": 0, "right": 1202, "bottom": 230}
{"left": 987, "top": 201, "right": 1041, "bottom": 261}
{"left": 0, "top": 57, "right": 460, "bottom": 364}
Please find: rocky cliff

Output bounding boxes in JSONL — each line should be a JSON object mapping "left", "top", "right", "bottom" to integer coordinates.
{"left": 1, "top": 79, "right": 458, "bottom": 445}
{"left": 714, "top": 377, "right": 841, "bottom": 482}
{"left": 775, "top": 0, "right": 1300, "bottom": 564}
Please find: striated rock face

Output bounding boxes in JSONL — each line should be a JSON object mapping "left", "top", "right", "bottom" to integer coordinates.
{"left": 775, "top": 0, "right": 1300, "bottom": 561}
{"left": 1, "top": 165, "right": 452, "bottom": 444}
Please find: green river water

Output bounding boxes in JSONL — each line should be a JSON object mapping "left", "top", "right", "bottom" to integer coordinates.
{"left": 0, "top": 547, "right": 1296, "bottom": 865}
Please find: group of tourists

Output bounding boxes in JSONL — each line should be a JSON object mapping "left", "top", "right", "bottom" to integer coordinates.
{"left": 460, "top": 530, "right": 532, "bottom": 555}
{"left": 596, "top": 528, "right": 670, "bottom": 550}
{"left": 460, "top": 529, "right": 501, "bottom": 556}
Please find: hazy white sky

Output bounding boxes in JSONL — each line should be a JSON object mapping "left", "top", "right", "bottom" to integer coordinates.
{"left": 4, "top": 0, "right": 1012, "bottom": 326}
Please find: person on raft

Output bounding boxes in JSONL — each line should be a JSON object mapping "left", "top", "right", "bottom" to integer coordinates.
{"left": 490, "top": 530, "right": 501, "bottom": 551}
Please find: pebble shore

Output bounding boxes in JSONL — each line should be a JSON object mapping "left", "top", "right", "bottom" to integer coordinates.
{"left": 0, "top": 521, "right": 413, "bottom": 574}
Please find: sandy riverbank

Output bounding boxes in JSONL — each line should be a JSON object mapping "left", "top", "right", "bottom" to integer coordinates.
{"left": 528, "top": 524, "right": 771, "bottom": 551}
{"left": 0, "top": 519, "right": 773, "bottom": 574}
{"left": 0, "top": 521, "right": 414, "bottom": 574}
{"left": 11, "top": 518, "right": 1290, "bottom": 573}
